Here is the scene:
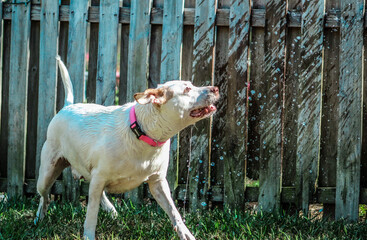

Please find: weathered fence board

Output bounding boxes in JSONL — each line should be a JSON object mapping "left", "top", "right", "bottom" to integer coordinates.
{"left": 283, "top": 0, "right": 301, "bottom": 196}
{"left": 189, "top": 0, "right": 217, "bottom": 211}
{"left": 124, "top": 0, "right": 153, "bottom": 203}
{"left": 362, "top": 11, "right": 367, "bottom": 193}
{"left": 96, "top": 0, "right": 119, "bottom": 106}
{"left": 148, "top": 0, "right": 163, "bottom": 88}
{"left": 62, "top": 0, "right": 89, "bottom": 203}
{"left": 126, "top": 0, "right": 152, "bottom": 102}
{"left": 319, "top": 1, "right": 340, "bottom": 219}
{"left": 222, "top": 0, "right": 250, "bottom": 210}
{"left": 26, "top": 19, "right": 40, "bottom": 180}
{"left": 7, "top": 1, "right": 31, "bottom": 198}
{"left": 336, "top": 0, "right": 364, "bottom": 221}
{"left": 0, "top": 20, "right": 10, "bottom": 180}
{"left": 258, "top": 0, "right": 286, "bottom": 212}
{"left": 86, "top": 0, "right": 99, "bottom": 103}
{"left": 295, "top": 0, "right": 324, "bottom": 214}
{"left": 178, "top": 0, "right": 195, "bottom": 204}
{"left": 118, "top": 0, "right": 130, "bottom": 105}
{"left": 56, "top": 0, "right": 69, "bottom": 112}
{"left": 36, "top": 0, "right": 59, "bottom": 180}
{"left": 160, "top": 0, "right": 184, "bottom": 192}
{"left": 211, "top": 16, "right": 228, "bottom": 203}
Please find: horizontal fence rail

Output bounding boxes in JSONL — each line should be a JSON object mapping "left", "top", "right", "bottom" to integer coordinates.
{"left": 0, "top": 0, "right": 367, "bottom": 222}
{"left": 1, "top": 4, "right": 360, "bottom": 28}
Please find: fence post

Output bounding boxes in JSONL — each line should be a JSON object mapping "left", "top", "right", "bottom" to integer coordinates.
{"left": 7, "top": 0, "right": 31, "bottom": 198}
{"left": 295, "top": 0, "right": 324, "bottom": 215}
{"left": 258, "top": 0, "right": 286, "bottom": 212}
{"left": 189, "top": 0, "right": 217, "bottom": 211}
{"left": 160, "top": 0, "right": 184, "bottom": 193}
{"left": 336, "top": 0, "right": 364, "bottom": 221}
{"left": 125, "top": 0, "right": 153, "bottom": 204}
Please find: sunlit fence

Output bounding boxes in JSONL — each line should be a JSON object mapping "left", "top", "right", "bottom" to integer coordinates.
{"left": 1, "top": 0, "right": 367, "bottom": 221}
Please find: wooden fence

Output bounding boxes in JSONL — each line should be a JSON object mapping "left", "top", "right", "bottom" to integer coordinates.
{"left": 0, "top": 0, "right": 367, "bottom": 221}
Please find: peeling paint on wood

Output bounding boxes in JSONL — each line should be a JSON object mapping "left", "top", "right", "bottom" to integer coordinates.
{"left": 336, "top": 0, "right": 364, "bottom": 222}
{"left": 7, "top": 1, "right": 31, "bottom": 198}
{"left": 258, "top": 0, "right": 286, "bottom": 212}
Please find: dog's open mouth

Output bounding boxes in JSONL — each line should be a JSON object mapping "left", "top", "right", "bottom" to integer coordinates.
{"left": 190, "top": 104, "right": 217, "bottom": 118}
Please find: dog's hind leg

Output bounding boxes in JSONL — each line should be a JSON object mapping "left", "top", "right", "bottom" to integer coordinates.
{"left": 100, "top": 191, "right": 118, "bottom": 218}
{"left": 35, "top": 140, "right": 69, "bottom": 224}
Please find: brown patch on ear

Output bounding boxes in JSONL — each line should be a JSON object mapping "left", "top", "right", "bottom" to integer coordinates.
{"left": 133, "top": 87, "right": 174, "bottom": 106}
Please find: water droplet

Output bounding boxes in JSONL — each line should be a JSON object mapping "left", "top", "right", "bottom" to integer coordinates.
{"left": 211, "top": 162, "right": 215, "bottom": 166}
{"left": 251, "top": 90, "right": 256, "bottom": 95}
{"left": 220, "top": 156, "right": 224, "bottom": 160}
{"left": 201, "top": 202, "right": 207, "bottom": 207}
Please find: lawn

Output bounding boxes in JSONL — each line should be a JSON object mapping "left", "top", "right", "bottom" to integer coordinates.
{"left": 0, "top": 196, "right": 367, "bottom": 239}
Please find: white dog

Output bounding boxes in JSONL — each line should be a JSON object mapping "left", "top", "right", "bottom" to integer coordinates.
{"left": 35, "top": 57, "right": 219, "bottom": 240}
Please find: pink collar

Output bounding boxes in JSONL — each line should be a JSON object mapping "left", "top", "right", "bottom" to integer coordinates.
{"left": 129, "top": 105, "right": 167, "bottom": 147}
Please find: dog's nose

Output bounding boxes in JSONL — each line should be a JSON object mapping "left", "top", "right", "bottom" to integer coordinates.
{"left": 210, "top": 86, "right": 219, "bottom": 94}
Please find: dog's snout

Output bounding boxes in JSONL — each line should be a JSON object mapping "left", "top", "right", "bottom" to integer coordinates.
{"left": 210, "top": 86, "right": 219, "bottom": 94}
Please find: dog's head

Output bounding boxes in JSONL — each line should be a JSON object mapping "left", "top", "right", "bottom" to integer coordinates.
{"left": 134, "top": 80, "right": 220, "bottom": 126}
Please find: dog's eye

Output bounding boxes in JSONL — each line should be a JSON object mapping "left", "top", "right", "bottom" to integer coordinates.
{"left": 183, "top": 87, "right": 191, "bottom": 94}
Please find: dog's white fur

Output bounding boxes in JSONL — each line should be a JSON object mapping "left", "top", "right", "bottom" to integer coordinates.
{"left": 35, "top": 57, "right": 219, "bottom": 240}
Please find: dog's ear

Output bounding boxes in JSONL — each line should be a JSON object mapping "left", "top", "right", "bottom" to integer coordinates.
{"left": 134, "top": 88, "right": 172, "bottom": 106}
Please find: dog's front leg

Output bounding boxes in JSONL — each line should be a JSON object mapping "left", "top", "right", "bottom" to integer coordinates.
{"left": 148, "top": 179, "right": 195, "bottom": 240}
{"left": 84, "top": 177, "right": 105, "bottom": 240}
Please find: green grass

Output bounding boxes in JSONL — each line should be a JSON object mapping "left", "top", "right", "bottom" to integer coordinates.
{"left": 1, "top": 197, "right": 367, "bottom": 240}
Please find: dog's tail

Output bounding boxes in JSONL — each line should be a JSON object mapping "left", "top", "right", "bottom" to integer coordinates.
{"left": 56, "top": 55, "right": 74, "bottom": 106}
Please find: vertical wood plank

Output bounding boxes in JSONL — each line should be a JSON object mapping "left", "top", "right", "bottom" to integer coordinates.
{"left": 125, "top": 0, "right": 153, "bottom": 204}
{"left": 67, "top": 0, "right": 88, "bottom": 106}
{"left": 118, "top": 0, "right": 130, "bottom": 105}
{"left": 258, "top": 0, "right": 285, "bottom": 212}
{"left": 56, "top": 0, "right": 69, "bottom": 112}
{"left": 62, "top": 0, "right": 89, "bottom": 203}
{"left": 282, "top": 0, "right": 301, "bottom": 192}
{"left": 362, "top": 11, "right": 367, "bottom": 194}
{"left": 336, "top": 0, "right": 364, "bottom": 221}
{"left": 7, "top": 1, "right": 31, "bottom": 197}
{"left": 160, "top": 0, "right": 184, "bottom": 193}
{"left": 189, "top": 0, "right": 217, "bottom": 211}
{"left": 126, "top": 0, "right": 152, "bottom": 102}
{"left": 223, "top": 0, "right": 250, "bottom": 210}
{"left": 148, "top": 0, "right": 163, "bottom": 88}
{"left": 96, "top": 0, "right": 119, "bottom": 106}
{"left": 0, "top": 20, "right": 10, "bottom": 179}
{"left": 178, "top": 0, "right": 195, "bottom": 201}
{"left": 211, "top": 24, "right": 228, "bottom": 202}
{"left": 247, "top": 0, "right": 266, "bottom": 183}
{"left": 86, "top": 0, "right": 100, "bottom": 103}
{"left": 26, "top": 20, "right": 40, "bottom": 180}
{"left": 36, "top": 0, "right": 59, "bottom": 179}
{"left": 295, "top": 0, "right": 324, "bottom": 214}
{"left": 319, "top": 1, "right": 339, "bottom": 219}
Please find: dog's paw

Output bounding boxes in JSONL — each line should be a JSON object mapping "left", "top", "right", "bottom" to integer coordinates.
{"left": 174, "top": 224, "right": 195, "bottom": 240}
